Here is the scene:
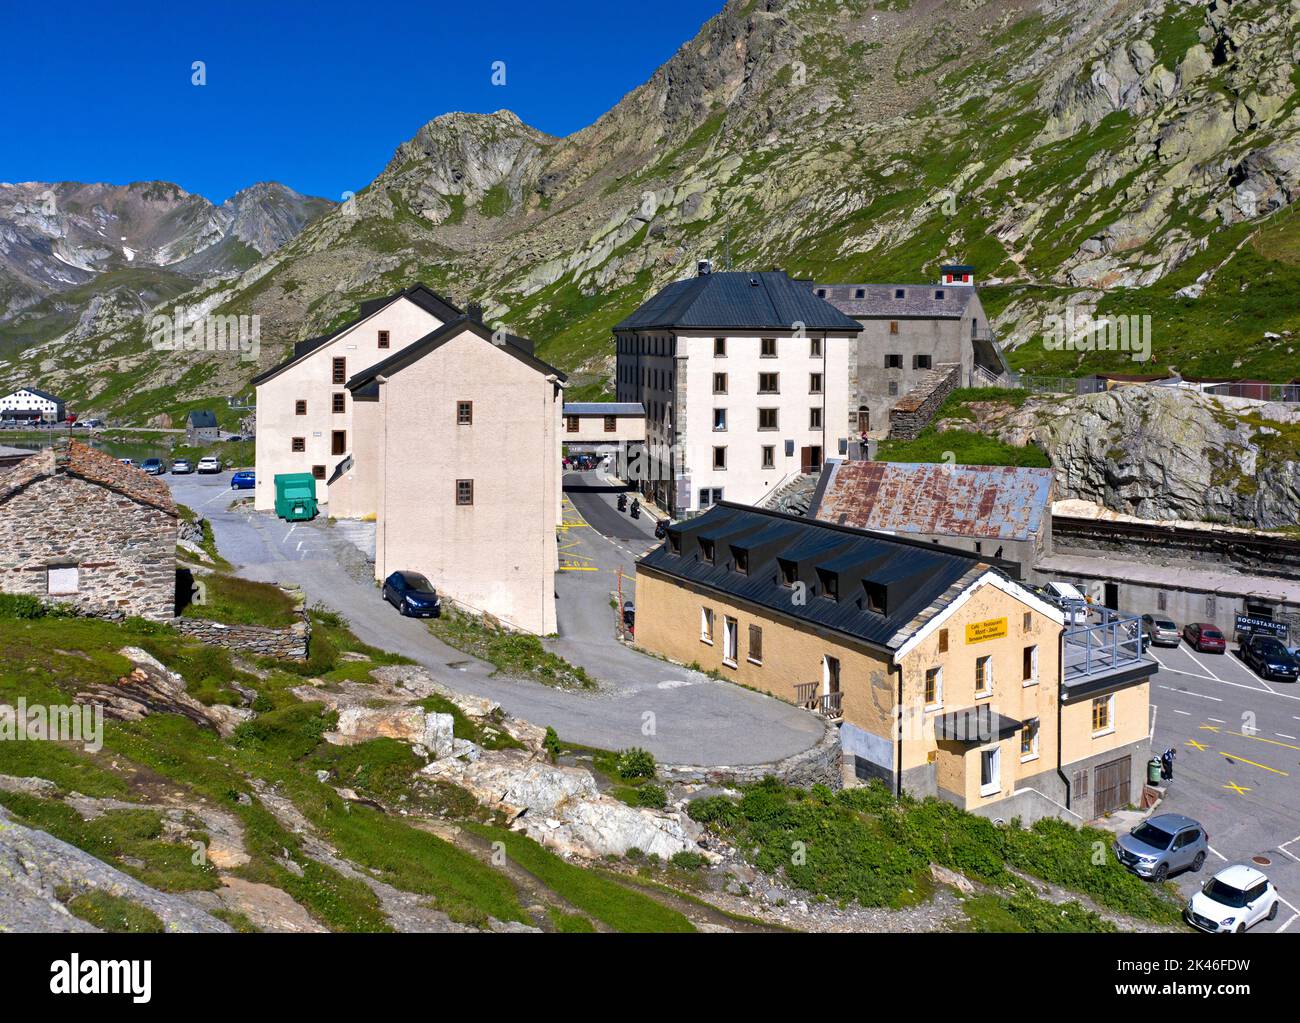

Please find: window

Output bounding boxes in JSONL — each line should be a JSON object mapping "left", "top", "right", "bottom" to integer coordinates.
{"left": 378, "top": 330, "right": 390, "bottom": 349}
{"left": 1023, "top": 645, "right": 1039, "bottom": 686}
{"left": 762, "top": 445, "right": 776, "bottom": 470}
{"left": 935, "top": 290, "right": 945, "bottom": 300}
{"left": 855, "top": 288, "right": 866, "bottom": 299}
{"left": 722, "top": 617, "right": 739, "bottom": 664}
{"left": 863, "top": 581, "right": 886, "bottom": 615}
{"left": 758, "top": 372, "right": 779, "bottom": 394}
{"left": 1021, "top": 719, "right": 1040, "bottom": 760}
{"left": 809, "top": 372, "right": 823, "bottom": 394}
{"left": 47, "top": 565, "right": 78, "bottom": 596}
{"left": 1091, "top": 695, "right": 1114, "bottom": 735}
{"left": 713, "top": 372, "right": 728, "bottom": 394}
{"left": 1022, "top": 611, "right": 1032, "bottom": 632}
{"left": 295, "top": 399, "right": 307, "bottom": 415}
{"left": 914, "top": 354, "right": 932, "bottom": 370}
{"left": 311, "top": 464, "right": 328, "bottom": 481}
{"left": 332, "top": 357, "right": 346, "bottom": 384}
{"left": 924, "top": 666, "right": 943, "bottom": 708}
{"left": 604, "top": 415, "right": 617, "bottom": 433}
{"left": 758, "top": 408, "right": 778, "bottom": 430}
{"left": 748, "top": 624, "right": 763, "bottom": 664}
{"left": 332, "top": 431, "right": 346, "bottom": 456}
{"left": 885, "top": 353, "right": 903, "bottom": 369}
{"left": 566, "top": 416, "right": 580, "bottom": 433}
{"left": 889, "top": 321, "right": 899, "bottom": 335}
{"left": 938, "top": 628, "right": 948, "bottom": 653}
{"left": 332, "top": 392, "right": 346, "bottom": 413}
{"left": 778, "top": 558, "right": 797, "bottom": 587}
{"left": 1206, "top": 595, "right": 1216, "bottom": 617}
{"left": 809, "top": 407, "right": 822, "bottom": 429}
{"left": 1157, "top": 590, "right": 1167, "bottom": 611}
{"left": 699, "top": 489, "right": 714, "bottom": 510}
{"left": 713, "top": 408, "right": 727, "bottom": 431}
{"left": 700, "top": 539, "right": 715, "bottom": 564}
{"left": 713, "top": 446, "right": 726, "bottom": 470}
{"left": 701, "top": 607, "right": 715, "bottom": 643}
{"left": 975, "top": 655, "right": 992, "bottom": 695}
{"left": 458, "top": 401, "right": 473, "bottom": 426}
{"left": 817, "top": 568, "right": 839, "bottom": 602}
{"left": 894, "top": 288, "right": 905, "bottom": 299}
{"left": 456, "top": 479, "right": 474, "bottom": 505}
{"left": 980, "top": 747, "right": 1001, "bottom": 796}
{"left": 292, "top": 437, "right": 305, "bottom": 452}
{"left": 888, "top": 382, "right": 899, "bottom": 396}
{"left": 668, "top": 532, "right": 681, "bottom": 555}
{"left": 714, "top": 337, "right": 727, "bottom": 357}
{"left": 761, "top": 337, "right": 776, "bottom": 357}
{"left": 733, "top": 547, "right": 749, "bottom": 575}
{"left": 810, "top": 336, "right": 822, "bottom": 357}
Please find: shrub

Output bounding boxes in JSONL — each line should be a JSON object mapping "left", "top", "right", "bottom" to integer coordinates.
{"left": 686, "top": 795, "right": 741, "bottom": 827}
{"left": 635, "top": 784, "right": 668, "bottom": 809}
{"left": 670, "top": 850, "right": 707, "bottom": 871}
{"left": 616, "top": 747, "right": 656, "bottom": 780}
{"left": 544, "top": 726, "right": 561, "bottom": 765}
{"left": 0, "top": 593, "right": 70, "bottom": 619}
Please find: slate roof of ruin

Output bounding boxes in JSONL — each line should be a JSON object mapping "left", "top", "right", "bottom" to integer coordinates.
{"left": 563, "top": 402, "right": 645, "bottom": 416}
{"left": 186, "top": 409, "right": 217, "bottom": 428}
{"left": 614, "top": 271, "right": 863, "bottom": 332}
{"left": 814, "top": 283, "right": 976, "bottom": 319}
{"left": 638, "top": 501, "right": 998, "bottom": 651}
{"left": 814, "top": 461, "right": 1053, "bottom": 542}
{"left": 0, "top": 441, "right": 176, "bottom": 516}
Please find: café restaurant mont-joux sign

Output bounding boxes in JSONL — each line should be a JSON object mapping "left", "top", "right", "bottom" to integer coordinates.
{"left": 966, "top": 617, "right": 1008, "bottom": 644}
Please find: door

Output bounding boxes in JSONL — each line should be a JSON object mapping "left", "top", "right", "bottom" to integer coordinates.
{"left": 1104, "top": 582, "right": 1119, "bottom": 610}
{"left": 823, "top": 655, "right": 841, "bottom": 696}
{"left": 1093, "top": 756, "right": 1131, "bottom": 817}
{"left": 1172, "top": 829, "right": 1198, "bottom": 870}
{"left": 857, "top": 407, "right": 870, "bottom": 432}
{"left": 801, "top": 445, "right": 823, "bottom": 474}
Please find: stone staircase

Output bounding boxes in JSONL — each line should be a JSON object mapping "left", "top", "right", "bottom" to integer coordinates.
{"left": 761, "top": 472, "right": 820, "bottom": 517}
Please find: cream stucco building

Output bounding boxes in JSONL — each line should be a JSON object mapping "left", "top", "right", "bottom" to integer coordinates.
{"left": 635, "top": 503, "right": 1157, "bottom": 823}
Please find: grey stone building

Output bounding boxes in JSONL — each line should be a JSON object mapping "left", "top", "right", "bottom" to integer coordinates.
{"left": 814, "top": 266, "right": 1009, "bottom": 435}
{"left": 0, "top": 441, "right": 178, "bottom": 620}
{"left": 185, "top": 409, "right": 219, "bottom": 444}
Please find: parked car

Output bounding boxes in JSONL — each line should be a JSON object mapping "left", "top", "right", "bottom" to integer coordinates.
{"left": 1045, "top": 581, "right": 1089, "bottom": 625}
{"left": 381, "top": 571, "right": 441, "bottom": 618}
{"left": 1186, "top": 864, "right": 1280, "bottom": 933}
{"left": 1183, "top": 622, "right": 1227, "bottom": 653}
{"left": 1114, "top": 813, "right": 1208, "bottom": 881}
{"left": 230, "top": 470, "right": 256, "bottom": 490}
{"left": 141, "top": 457, "right": 167, "bottom": 476}
{"left": 196, "top": 455, "right": 222, "bottom": 474}
{"left": 1240, "top": 633, "right": 1299, "bottom": 682}
{"left": 1140, "top": 614, "right": 1180, "bottom": 647}
{"left": 119, "top": 458, "right": 135, "bottom": 467}
{"left": 171, "top": 458, "right": 193, "bottom": 474}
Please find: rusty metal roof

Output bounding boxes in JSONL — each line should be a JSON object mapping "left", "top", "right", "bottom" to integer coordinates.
{"left": 815, "top": 461, "right": 1052, "bottom": 542}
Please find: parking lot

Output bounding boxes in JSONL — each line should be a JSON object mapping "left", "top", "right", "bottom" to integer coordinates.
{"left": 1146, "top": 637, "right": 1300, "bottom": 933}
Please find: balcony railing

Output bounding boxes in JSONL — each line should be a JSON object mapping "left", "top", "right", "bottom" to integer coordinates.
{"left": 794, "top": 683, "right": 843, "bottom": 720}
{"left": 1062, "top": 606, "right": 1150, "bottom": 686}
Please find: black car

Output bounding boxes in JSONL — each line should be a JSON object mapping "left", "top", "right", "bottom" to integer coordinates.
{"left": 1241, "top": 634, "right": 1299, "bottom": 682}
{"left": 382, "top": 571, "right": 442, "bottom": 618}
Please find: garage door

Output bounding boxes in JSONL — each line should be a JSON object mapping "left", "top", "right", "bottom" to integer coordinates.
{"left": 1093, "top": 756, "right": 1131, "bottom": 817}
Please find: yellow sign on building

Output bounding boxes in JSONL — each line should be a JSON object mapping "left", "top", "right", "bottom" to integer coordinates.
{"left": 966, "top": 617, "right": 1008, "bottom": 644}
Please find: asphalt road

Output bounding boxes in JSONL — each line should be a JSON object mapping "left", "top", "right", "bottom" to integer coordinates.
{"left": 166, "top": 469, "right": 822, "bottom": 767}
{"left": 1146, "top": 638, "right": 1300, "bottom": 933}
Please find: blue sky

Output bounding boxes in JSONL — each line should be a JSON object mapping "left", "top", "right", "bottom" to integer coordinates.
{"left": 1, "top": 0, "right": 719, "bottom": 203}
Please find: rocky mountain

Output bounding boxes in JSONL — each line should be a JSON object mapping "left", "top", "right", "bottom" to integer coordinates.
{"left": 3, "top": 0, "right": 1299, "bottom": 415}
{"left": 0, "top": 180, "right": 333, "bottom": 356}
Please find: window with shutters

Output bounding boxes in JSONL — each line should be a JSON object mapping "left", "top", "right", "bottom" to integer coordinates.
{"left": 291, "top": 437, "right": 305, "bottom": 452}
{"left": 295, "top": 400, "right": 307, "bottom": 415}
{"left": 748, "top": 624, "right": 763, "bottom": 665}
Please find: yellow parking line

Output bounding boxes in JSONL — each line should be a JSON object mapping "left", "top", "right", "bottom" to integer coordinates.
{"left": 1217, "top": 751, "right": 1288, "bottom": 776}
{"left": 1223, "top": 782, "right": 1252, "bottom": 795}
{"left": 1198, "top": 724, "right": 1220, "bottom": 732}
{"left": 1224, "top": 729, "right": 1300, "bottom": 752}
{"left": 559, "top": 565, "right": 599, "bottom": 572}
{"left": 1186, "top": 738, "right": 1209, "bottom": 751}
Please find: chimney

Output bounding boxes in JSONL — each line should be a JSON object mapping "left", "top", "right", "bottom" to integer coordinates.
{"left": 697, "top": 259, "right": 713, "bottom": 277}
{"left": 467, "top": 302, "right": 484, "bottom": 323}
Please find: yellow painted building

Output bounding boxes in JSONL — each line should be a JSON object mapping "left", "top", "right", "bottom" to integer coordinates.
{"left": 636, "top": 503, "right": 1155, "bottom": 822}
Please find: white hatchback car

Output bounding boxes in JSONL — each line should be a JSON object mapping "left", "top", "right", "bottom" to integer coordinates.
{"left": 196, "top": 455, "right": 222, "bottom": 474}
{"left": 1185, "top": 864, "right": 1280, "bottom": 933}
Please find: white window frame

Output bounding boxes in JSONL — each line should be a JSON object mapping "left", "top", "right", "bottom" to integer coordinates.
{"left": 700, "top": 607, "right": 714, "bottom": 645}
{"left": 722, "top": 616, "right": 739, "bottom": 667}
{"left": 979, "top": 746, "right": 1001, "bottom": 797}
{"left": 923, "top": 665, "right": 943, "bottom": 711}
{"left": 975, "top": 655, "right": 993, "bottom": 698}
{"left": 1023, "top": 644, "right": 1039, "bottom": 687}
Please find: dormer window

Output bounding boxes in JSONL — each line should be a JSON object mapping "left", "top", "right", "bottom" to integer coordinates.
{"left": 668, "top": 532, "right": 681, "bottom": 555}
{"left": 935, "top": 289, "right": 945, "bottom": 300}
{"left": 855, "top": 288, "right": 865, "bottom": 299}
{"left": 895, "top": 288, "right": 905, "bottom": 299}
{"left": 817, "top": 568, "right": 839, "bottom": 602}
{"left": 777, "top": 558, "right": 797, "bottom": 587}
{"left": 700, "top": 539, "right": 715, "bottom": 564}
{"left": 863, "top": 581, "right": 887, "bottom": 615}
{"left": 732, "top": 547, "right": 749, "bottom": 575}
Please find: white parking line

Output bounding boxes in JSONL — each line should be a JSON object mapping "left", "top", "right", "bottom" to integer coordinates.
{"left": 1207, "top": 845, "right": 1228, "bottom": 861}
{"left": 1151, "top": 654, "right": 1300, "bottom": 703}
{"left": 1183, "top": 646, "right": 1224, "bottom": 682}
{"left": 1278, "top": 913, "right": 1297, "bottom": 933}
{"left": 1279, "top": 733, "right": 1297, "bottom": 740}
{"left": 1207, "top": 717, "right": 1226, "bottom": 724}
{"left": 1173, "top": 708, "right": 1192, "bottom": 716}
{"left": 1158, "top": 682, "right": 1223, "bottom": 702}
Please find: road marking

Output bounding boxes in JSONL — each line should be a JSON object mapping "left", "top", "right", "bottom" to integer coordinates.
{"left": 1207, "top": 845, "right": 1228, "bottom": 860}
{"left": 1183, "top": 646, "right": 1225, "bottom": 681}
{"left": 1223, "top": 730, "right": 1300, "bottom": 752}
{"left": 1279, "top": 733, "right": 1297, "bottom": 740}
{"left": 1173, "top": 708, "right": 1191, "bottom": 716}
{"left": 1158, "top": 683, "right": 1223, "bottom": 702}
{"left": 1199, "top": 724, "right": 1221, "bottom": 732}
{"left": 1186, "top": 738, "right": 1209, "bottom": 750}
{"left": 1217, "top": 751, "right": 1288, "bottom": 776}
{"left": 1207, "top": 717, "right": 1226, "bottom": 724}
{"left": 1221, "top": 782, "right": 1252, "bottom": 795}
{"left": 1151, "top": 653, "right": 1298, "bottom": 701}
{"left": 1279, "top": 913, "right": 1298, "bottom": 933}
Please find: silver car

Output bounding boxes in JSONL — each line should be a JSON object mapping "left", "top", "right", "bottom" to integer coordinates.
{"left": 1141, "top": 614, "right": 1180, "bottom": 647}
{"left": 1115, "top": 813, "right": 1208, "bottom": 881}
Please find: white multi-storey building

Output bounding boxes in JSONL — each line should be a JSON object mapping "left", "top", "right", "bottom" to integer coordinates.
{"left": 613, "top": 268, "right": 862, "bottom": 517}
{"left": 0, "top": 387, "right": 65, "bottom": 423}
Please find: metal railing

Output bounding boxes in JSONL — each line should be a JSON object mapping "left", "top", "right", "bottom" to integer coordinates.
{"left": 1062, "top": 607, "right": 1147, "bottom": 684}
{"left": 1203, "top": 382, "right": 1300, "bottom": 403}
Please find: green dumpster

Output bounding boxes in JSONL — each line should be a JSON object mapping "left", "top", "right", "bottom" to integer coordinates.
{"left": 273, "top": 473, "right": 318, "bottom": 521}
{"left": 1147, "top": 757, "right": 1163, "bottom": 785}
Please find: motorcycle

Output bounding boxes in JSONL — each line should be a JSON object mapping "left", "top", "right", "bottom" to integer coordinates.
{"left": 617, "top": 493, "right": 627, "bottom": 512}
{"left": 630, "top": 500, "right": 640, "bottom": 519}
{"left": 654, "top": 519, "right": 667, "bottom": 539}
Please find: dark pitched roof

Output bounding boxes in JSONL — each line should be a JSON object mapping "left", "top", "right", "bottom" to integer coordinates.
{"left": 638, "top": 502, "right": 996, "bottom": 651}
{"left": 7, "top": 386, "right": 63, "bottom": 404}
{"left": 186, "top": 409, "right": 218, "bottom": 428}
{"left": 0, "top": 441, "right": 176, "bottom": 516}
{"left": 815, "top": 283, "right": 976, "bottom": 319}
{"left": 249, "top": 283, "right": 462, "bottom": 386}
{"left": 614, "top": 271, "right": 863, "bottom": 333}
{"left": 816, "top": 461, "right": 1053, "bottom": 542}
{"left": 563, "top": 402, "right": 644, "bottom": 416}
{"left": 345, "top": 316, "right": 566, "bottom": 391}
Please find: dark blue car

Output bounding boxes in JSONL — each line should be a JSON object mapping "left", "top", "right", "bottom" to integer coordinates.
{"left": 230, "top": 470, "right": 256, "bottom": 490}
{"left": 382, "top": 571, "right": 441, "bottom": 618}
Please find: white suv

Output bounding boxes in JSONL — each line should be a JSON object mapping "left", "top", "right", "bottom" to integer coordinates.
{"left": 196, "top": 456, "right": 222, "bottom": 474}
{"left": 1186, "top": 864, "right": 1280, "bottom": 933}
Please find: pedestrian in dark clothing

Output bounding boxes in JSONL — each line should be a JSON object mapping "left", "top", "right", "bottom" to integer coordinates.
{"left": 1160, "top": 747, "right": 1176, "bottom": 781}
